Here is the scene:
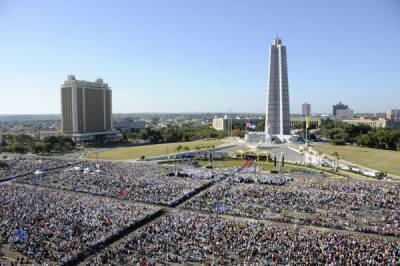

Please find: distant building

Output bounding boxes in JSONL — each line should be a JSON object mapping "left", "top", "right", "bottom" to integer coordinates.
{"left": 212, "top": 117, "right": 260, "bottom": 131}
{"left": 302, "top": 103, "right": 311, "bottom": 116}
{"left": 342, "top": 117, "right": 388, "bottom": 128}
{"left": 113, "top": 120, "right": 145, "bottom": 132}
{"left": 213, "top": 114, "right": 322, "bottom": 132}
{"left": 290, "top": 114, "right": 321, "bottom": 128}
{"left": 386, "top": 109, "right": 400, "bottom": 128}
{"left": 335, "top": 109, "right": 354, "bottom": 120}
{"left": 37, "top": 130, "right": 59, "bottom": 139}
{"left": 212, "top": 117, "right": 226, "bottom": 131}
{"left": 387, "top": 109, "right": 400, "bottom": 122}
{"left": 331, "top": 102, "right": 354, "bottom": 120}
{"left": 61, "top": 75, "right": 117, "bottom": 143}
{"left": 332, "top": 102, "right": 348, "bottom": 116}
{"left": 374, "top": 112, "right": 387, "bottom": 119}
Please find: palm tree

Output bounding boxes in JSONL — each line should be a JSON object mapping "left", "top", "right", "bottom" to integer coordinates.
{"left": 176, "top": 145, "right": 183, "bottom": 153}
{"left": 331, "top": 151, "right": 340, "bottom": 170}
{"left": 331, "top": 152, "right": 340, "bottom": 160}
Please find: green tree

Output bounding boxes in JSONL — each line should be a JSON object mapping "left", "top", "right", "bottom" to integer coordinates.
{"left": 10, "top": 144, "right": 27, "bottom": 153}
{"left": 32, "top": 142, "right": 46, "bottom": 154}
{"left": 320, "top": 118, "right": 335, "bottom": 130}
{"left": 342, "top": 124, "right": 371, "bottom": 140}
{"left": 232, "top": 129, "right": 245, "bottom": 138}
{"left": 0, "top": 160, "right": 7, "bottom": 168}
{"left": 15, "top": 134, "right": 33, "bottom": 146}
{"left": 356, "top": 134, "right": 377, "bottom": 147}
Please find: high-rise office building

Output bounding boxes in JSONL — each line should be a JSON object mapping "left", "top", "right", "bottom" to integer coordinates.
{"left": 302, "top": 103, "right": 311, "bottom": 116}
{"left": 265, "top": 35, "right": 291, "bottom": 137}
{"left": 61, "top": 75, "right": 116, "bottom": 143}
{"left": 335, "top": 109, "right": 354, "bottom": 120}
{"left": 332, "top": 102, "right": 348, "bottom": 116}
{"left": 387, "top": 109, "right": 400, "bottom": 122}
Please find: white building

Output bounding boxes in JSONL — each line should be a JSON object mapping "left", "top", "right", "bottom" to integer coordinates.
{"left": 113, "top": 120, "right": 145, "bottom": 132}
{"left": 342, "top": 117, "right": 388, "bottom": 128}
{"left": 212, "top": 117, "right": 225, "bottom": 131}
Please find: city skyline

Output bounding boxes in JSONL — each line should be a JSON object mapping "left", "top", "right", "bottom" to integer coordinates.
{"left": 0, "top": 0, "right": 399, "bottom": 114}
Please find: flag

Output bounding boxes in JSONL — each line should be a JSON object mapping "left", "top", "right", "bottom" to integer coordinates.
{"left": 306, "top": 116, "right": 310, "bottom": 129}
{"left": 215, "top": 201, "right": 222, "bottom": 214}
{"left": 16, "top": 227, "right": 26, "bottom": 241}
{"left": 31, "top": 175, "right": 38, "bottom": 185}
{"left": 245, "top": 122, "right": 256, "bottom": 130}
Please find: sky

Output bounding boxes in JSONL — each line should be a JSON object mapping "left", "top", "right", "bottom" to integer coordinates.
{"left": 0, "top": 0, "right": 399, "bottom": 115}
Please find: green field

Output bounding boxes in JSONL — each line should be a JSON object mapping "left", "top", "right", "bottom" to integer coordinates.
{"left": 87, "top": 139, "right": 224, "bottom": 160}
{"left": 313, "top": 144, "right": 400, "bottom": 176}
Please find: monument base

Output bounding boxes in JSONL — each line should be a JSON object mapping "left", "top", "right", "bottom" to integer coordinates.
{"left": 242, "top": 132, "right": 301, "bottom": 144}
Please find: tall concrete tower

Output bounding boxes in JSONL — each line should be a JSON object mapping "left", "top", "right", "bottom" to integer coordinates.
{"left": 265, "top": 34, "right": 291, "bottom": 139}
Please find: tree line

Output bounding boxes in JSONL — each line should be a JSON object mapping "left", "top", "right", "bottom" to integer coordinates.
{"left": 123, "top": 126, "right": 229, "bottom": 143}
{"left": 316, "top": 118, "right": 400, "bottom": 151}
{"left": 0, "top": 134, "right": 76, "bottom": 154}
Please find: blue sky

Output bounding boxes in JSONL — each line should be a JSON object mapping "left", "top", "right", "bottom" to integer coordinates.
{"left": 0, "top": 0, "right": 399, "bottom": 114}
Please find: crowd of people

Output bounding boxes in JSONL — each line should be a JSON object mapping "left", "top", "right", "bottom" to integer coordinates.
{"left": 181, "top": 168, "right": 227, "bottom": 181}
{"left": 0, "top": 156, "right": 77, "bottom": 181}
{"left": 2, "top": 156, "right": 400, "bottom": 264}
{"left": 225, "top": 166, "right": 293, "bottom": 185}
{"left": 0, "top": 184, "right": 159, "bottom": 264}
{"left": 226, "top": 172, "right": 293, "bottom": 185}
{"left": 181, "top": 167, "right": 294, "bottom": 185}
{"left": 183, "top": 180, "right": 400, "bottom": 237}
{"left": 88, "top": 212, "right": 400, "bottom": 265}
{"left": 16, "top": 161, "right": 208, "bottom": 206}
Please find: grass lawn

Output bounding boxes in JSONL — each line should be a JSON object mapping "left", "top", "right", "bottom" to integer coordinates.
{"left": 313, "top": 144, "right": 400, "bottom": 176}
{"left": 87, "top": 139, "right": 225, "bottom": 160}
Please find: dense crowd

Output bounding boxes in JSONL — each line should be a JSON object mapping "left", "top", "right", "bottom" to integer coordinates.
{"left": 183, "top": 181, "right": 326, "bottom": 216}
{"left": 16, "top": 161, "right": 208, "bottom": 205}
{"left": 181, "top": 168, "right": 227, "bottom": 181}
{"left": 181, "top": 167, "right": 294, "bottom": 185}
{"left": 2, "top": 157, "right": 400, "bottom": 264}
{"left": 289, "top": 170, "right": 325, "bottom": 178}
{"left": 0, "top": 184, "right": 159, "bottom": 264}
{"left": 225, "top": 166, "right": 293, "bottom": 185}
{"left": 183, "top": 180, "right": 400, "bottom": 237}
{"left": 88, "top": 212, "right": 400, "bottom": 265}
{"left": 296, "top": 181, "right": 400, "bottom": 236}
{"left": 0, "top": 156, "right": 78, "bottom": 181}
{"left": 226, "top": 172, "right": 293, "bottom": 185}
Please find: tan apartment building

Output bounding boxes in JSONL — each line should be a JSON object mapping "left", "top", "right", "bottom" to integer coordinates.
{"left": 61, "top": 75, "right": 116, "bottom": 143}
